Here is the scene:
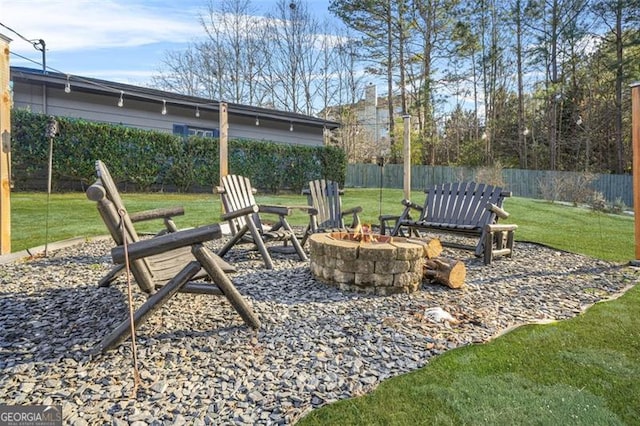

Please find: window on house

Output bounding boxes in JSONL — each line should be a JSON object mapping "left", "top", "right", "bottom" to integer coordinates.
{"left": 173, "top": 124, "right": 219, "bottom": 138}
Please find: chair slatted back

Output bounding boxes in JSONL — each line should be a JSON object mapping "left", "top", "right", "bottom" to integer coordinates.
{"left": 307, "top": 179, "right": 344, "bottom": 229}
{"left": 219, "top": 174, "right": 264, "bottom": 234}
{"left": 92, "top": 160, "right": 155, "bottom": 292}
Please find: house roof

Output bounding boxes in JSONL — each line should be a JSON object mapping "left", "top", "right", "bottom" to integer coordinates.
{"left": 10, "top": 66, "right": 340, "bottom": 130}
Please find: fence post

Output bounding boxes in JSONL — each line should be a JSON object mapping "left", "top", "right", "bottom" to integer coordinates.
{"left": 632, "top": 83, "right": 640, "bottom": 263}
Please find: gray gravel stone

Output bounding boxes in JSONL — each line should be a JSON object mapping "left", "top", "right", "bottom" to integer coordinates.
{"left": 0, "top": 236, "right": 636, "bottom": 424}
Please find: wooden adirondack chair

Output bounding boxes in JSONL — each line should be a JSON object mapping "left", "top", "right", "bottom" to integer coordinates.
{"left": 300, "top": 179, "right": 362, "bottom": 247}
{"left": 214, "top": 174, "right": 315, "bottom": 269}
{"left": 380, "top": 182, "right": 517, "bottom": 264}
{"left": 87, "top": 160, "right": 260, "bottom": 354}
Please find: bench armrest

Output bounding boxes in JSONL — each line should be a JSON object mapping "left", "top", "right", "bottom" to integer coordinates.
{"left": 485, "top": 223, "right": 518, "bottom": 232}
{"left": 487, "top": 203, "right": 510, "bottom": 219}
{"left": 401, "top": 199, "right": 424, "bottom": 211}
{"left": 111, "top": 224, "right": 223, "bottom": 263}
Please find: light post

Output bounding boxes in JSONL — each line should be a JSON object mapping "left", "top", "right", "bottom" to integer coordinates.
{"left": 403, "top": 114, "right": 411, "bottom": 200}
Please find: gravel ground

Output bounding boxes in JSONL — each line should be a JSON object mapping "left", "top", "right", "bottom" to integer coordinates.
{"left": 0, "top": 236, "right": 637, "bottom": 425}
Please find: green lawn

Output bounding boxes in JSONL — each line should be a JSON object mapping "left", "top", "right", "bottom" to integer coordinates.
{"left": 5, "top": 190, "right": 640, "bottom": 424}
{"left": 7, "top": 189, "right": 635, "bottom": 263}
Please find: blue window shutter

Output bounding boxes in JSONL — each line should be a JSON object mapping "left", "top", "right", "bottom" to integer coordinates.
{"left": 212, "top": 128, "right": 220, "bottom": 137}
{"left": 173, "top": 124, "right": 188, "bottom": 137}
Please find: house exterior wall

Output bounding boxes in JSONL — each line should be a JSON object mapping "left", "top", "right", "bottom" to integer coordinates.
{"left": 12, "top": 79, "right": 326, "bottom": 147}
{"left": 361, "top": 84, "right": 390, "bottom": 154}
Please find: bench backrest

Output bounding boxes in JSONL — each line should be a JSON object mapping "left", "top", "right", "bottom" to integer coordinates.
{"left": 423, "top": 182, "right": 509, "bottom": 228}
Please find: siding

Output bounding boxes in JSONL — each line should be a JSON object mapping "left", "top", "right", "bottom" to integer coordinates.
{"left": 12, "top": 81, "right": 324, "bottom": 147}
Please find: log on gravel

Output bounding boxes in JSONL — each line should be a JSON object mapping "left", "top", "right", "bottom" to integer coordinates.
{"left": 424, "top": 257, "right": 466, "bottom": 289}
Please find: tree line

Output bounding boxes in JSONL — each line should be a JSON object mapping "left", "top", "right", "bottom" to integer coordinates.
{"left": 152, "top": 0, "right": 640, "bottom": 173}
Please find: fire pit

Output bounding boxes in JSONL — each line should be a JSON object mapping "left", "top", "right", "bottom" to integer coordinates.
{"left": 308, "top": 230, "right": 429, "bottom": 295}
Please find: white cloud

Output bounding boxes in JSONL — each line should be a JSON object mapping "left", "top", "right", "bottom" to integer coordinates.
{"left": 2, "top": 0, "right": 204, "bottom": 53}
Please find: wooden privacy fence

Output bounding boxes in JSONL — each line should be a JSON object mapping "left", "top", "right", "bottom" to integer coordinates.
{"left": 346, "top": 164, "right": 633, "bottom": 207}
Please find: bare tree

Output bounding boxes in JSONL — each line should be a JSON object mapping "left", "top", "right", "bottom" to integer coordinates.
{"left": 261, "top": 0, "right": 324, "bottom": 114}
{"left": 152, "top": 47, "right": 205, "bottom": 96}
{"left": 154, "top": 0, "right": 268, "bottom": 104}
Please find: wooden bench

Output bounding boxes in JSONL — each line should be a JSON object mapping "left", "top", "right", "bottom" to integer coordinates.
{"left": 380, "top": 182, "right": 517, "bottom": 264}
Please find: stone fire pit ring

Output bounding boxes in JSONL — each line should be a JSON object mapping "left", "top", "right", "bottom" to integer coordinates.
{"left": 308, "top": 232, "right": 429, "bottom": 295}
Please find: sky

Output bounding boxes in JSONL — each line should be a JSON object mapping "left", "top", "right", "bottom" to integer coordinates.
{"left": 1, "top": 0, "right": 334, "bottom": 87}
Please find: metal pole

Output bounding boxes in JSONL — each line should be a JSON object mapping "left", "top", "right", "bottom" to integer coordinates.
{"left": 377, "top": 157, "right": 385, "bottom": 219}
{"left": 402, "top": 114, "right": 411, "bottom": 200}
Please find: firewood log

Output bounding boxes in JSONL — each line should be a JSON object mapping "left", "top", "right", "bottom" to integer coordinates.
{"left": 406, "top": 237, "right": 443, "bottom": 259}
{"left": 424, "top": 257, "right": 466, "bottom": 289}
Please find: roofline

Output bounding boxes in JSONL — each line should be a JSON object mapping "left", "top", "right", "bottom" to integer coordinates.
{"left": 10, "top": 66, "right": 340, "bottom": 129}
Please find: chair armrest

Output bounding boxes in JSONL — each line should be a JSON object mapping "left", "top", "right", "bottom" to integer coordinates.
{"left": 221, "top": 205, "right": 260, "bottom": 221}
{"left": 379, "top": 213, "right": 400, "bottom": 221}
{"left": 341, "top": 206, "right": 363, "bottom": 216}
{"left": 258, "top": 204, "right": 293, "bottom": 216}
{"left": 301, "top": 189, "right": 345, "bottom": 195}
{"left": 284, "top": 205, "right": 319, "bottom": 215}
{"left": 111, "top": 224, "right": 222, "bottom": 263}
{"left": 129, "top": 206, "right": 185, "bottom": 223}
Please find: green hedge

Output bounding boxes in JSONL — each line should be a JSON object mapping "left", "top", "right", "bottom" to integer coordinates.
{"left": 10, "top": 109, "right": 346, "bottom": 193}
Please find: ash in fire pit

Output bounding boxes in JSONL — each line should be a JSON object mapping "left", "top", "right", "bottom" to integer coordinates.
{"left": 308, "top": 230, "right": 430, "bottom": 295}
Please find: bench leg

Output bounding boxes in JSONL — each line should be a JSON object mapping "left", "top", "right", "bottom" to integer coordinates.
{"left": 506, "top": 229, "right": 515, "bottom": 258}
{"left": 483, "top": 231, "right": 493, "bottom": 265}
{"left": 484, "top": 225, "right": 517, "bottom": 264}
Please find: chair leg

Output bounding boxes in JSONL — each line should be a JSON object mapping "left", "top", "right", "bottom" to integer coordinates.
{"left": 246, "top": 219, "right": 274, "bottom": 269}
{"left": 98, "top": 264, "right": 125, "bottom": 287}
{"left": 218, "top": 225, "right": 249, "bottom": 258}
{"left": 192, "top": 245, "right": 261, "bottom": 329}
{"left": 300, "top": 225, "right": 311, "bottom": 247}
{"left": 280, "top": 220, "right": 308, "bottom": 262}
{"left": 92, "top": 261, "right": 201, "bottom": 355}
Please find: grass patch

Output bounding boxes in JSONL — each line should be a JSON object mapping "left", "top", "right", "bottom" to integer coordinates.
{"left": 300, "top": 285, "right": 640, "bottom": 425}
{"left": 9, "top": 190, "right": 634, "bottom": 263}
